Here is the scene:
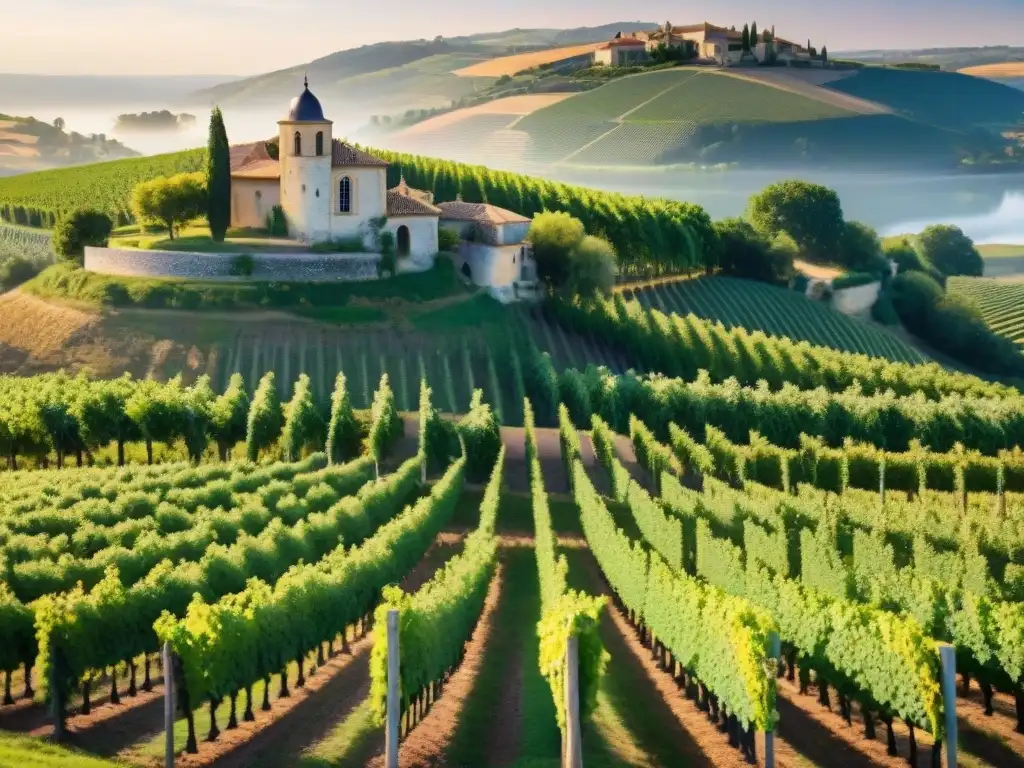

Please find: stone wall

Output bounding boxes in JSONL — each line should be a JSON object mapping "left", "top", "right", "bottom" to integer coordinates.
{"left": 84, "top": 247, "right": 381, "bottom": 283}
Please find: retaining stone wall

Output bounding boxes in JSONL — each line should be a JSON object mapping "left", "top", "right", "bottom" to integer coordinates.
{"left": 84, "top": 247, "right": 381, "bottom": 283}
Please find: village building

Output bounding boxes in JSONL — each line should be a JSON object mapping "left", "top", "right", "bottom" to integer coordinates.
{"left": 438, "top": 197, "right": 538, "bottom": 303}
{"left": 229, "top": 78, "right": 440, "bottom": 263}
{"left": 594, "top": 34, "right": 649, "bottom": 66}
{"left": 228, "top": 79, "right": 539, "bottom": 299}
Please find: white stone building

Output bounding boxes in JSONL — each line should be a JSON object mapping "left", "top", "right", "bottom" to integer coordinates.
{"left": 594, "top": 35, "right": 649, "bottom": 66}
{"left": 229, "top": 78, "right": 439, "bottom": 263}
{"left": 439, "top": 199, "right": 538, "bottom": 303}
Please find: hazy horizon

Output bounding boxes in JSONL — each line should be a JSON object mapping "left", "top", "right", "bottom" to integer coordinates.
{"left": 4, "top": 0, "right": 1024, "bottom": 77}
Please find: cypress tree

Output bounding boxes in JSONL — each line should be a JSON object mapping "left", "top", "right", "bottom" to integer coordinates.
{"left": 206, "top": 107, "right": 231, "bottom": 242}
{"left": 750, "top": 22, "right": 758, "bottom": 49}
{"left": 742, "top": 24, "right": 751, "bottom": 52}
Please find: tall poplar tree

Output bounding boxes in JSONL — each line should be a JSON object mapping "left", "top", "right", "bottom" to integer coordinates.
{"left": 750, "top": 22, "right": 758, "bottom": 49}
{"left": 742, "top": 24, "right": 751, "bottom": 52}
{"left": 206, "top": 106, "right": 231, "bottom": 243}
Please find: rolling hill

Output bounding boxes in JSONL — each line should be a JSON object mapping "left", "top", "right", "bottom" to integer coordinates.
{"left": 0, "top": 113, "right": 138, "bottom": 175}
{"left": 948, "top": 276, "right": 1024, "bottom": 348}
{"left": 379, "top": 65, "right": 1023, "bottom": 170}
{"left": 189, "top": 24, "right": 652, "bottom": 112}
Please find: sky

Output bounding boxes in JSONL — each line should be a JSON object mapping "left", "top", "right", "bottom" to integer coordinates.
{"left": 4, "top": 0, "right": 1024, "bottom": 77}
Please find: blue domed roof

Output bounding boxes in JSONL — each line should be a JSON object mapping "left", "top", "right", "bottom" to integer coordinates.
{"left": 286, "top": 77, "right": 325, "bottom": 122}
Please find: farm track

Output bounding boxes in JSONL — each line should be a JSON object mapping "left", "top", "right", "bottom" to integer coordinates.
{"left": 370, "top": 563, "right": 511, "bottom": 768}
{"left": 118, "top": 533, "right": 468, "bottom": 768}
{"left": 570, "top": 548, "right": 788, "bottom": 768}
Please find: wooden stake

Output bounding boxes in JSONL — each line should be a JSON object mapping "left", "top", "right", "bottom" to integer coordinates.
{"left": 163, "top": 641, "right": 175, "bottom": 768}
{"left": 564, "top": 635, "right": 582, "bottom": 768}
{"left": 939, "top": 643, "right": 957, "bottom": 767}
{"left": 385, "top": 609, "right": 400, "bottom": 768}
{"left": 764, "top": 632, "right": 780, "bottom": 768}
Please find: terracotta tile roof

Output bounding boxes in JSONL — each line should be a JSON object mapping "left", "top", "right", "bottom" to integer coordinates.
{"left": 600, "top": 38, "right": 648, "bottom": 48}
{"left": 332, "top": 140, "right": 388, "bottom": 167}
{"left": 386, "top": 181, "right": 441, "bottom": 217}
{"left": 232, "top": 158, "right": 280, "bottom": 180}
{"left": 229, "top": 141, "right": 272, "bottom": 172}
{"left": 437, "top": 200, "right": 530, "bottom": 225}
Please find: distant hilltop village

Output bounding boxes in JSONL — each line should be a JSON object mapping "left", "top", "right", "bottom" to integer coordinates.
{"left": 593, "top": 21, "right": 822, "bottom": 68}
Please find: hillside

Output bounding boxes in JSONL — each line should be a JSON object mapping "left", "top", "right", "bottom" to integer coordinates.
{"left": 0, "top": 148, "right": 204, "bottom": 226}
{"left": 0, "top": 113, "right": 138, "bottom": 175}
{"left": 189, "top": 24, "right": 650, "bottom": 112}
{"left": 621, "top": 275, "right": 925, "bottom": 363}
{"left": 381, "top": 65, "right": 1021, "bottom": 170}
{"left": 948, "top": 277, "right": 1024, "bottom": 348}
{"left": 839, "top": 45, "right": 1024, "bottom": 72}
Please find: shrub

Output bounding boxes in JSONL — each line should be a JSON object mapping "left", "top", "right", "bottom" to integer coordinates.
{"left": 0, "top": 256, "right": 42, "bottom": 291}
{"left": 714, "top": 217, "right": 793, "bottom": 285}
{"left": 52, "top": 209, "right": 113, "bottom": 263}
{"left": 309, "top": 237, "right": 364, "bottom": 253}
{"left": 889, "top": 271, "right": 944, "bottom": 330}
{"left": 917, "top": 224, "right": 983, "bottom": 277}
{"left": 872, "top": 292, "right": 897, "bottom": 325}
{"left": 889, "top": 271, "right": 1024, "bottom": 377}
{"left": 831, "top": 272, "right": 878, "bottom": 291}
{"left": 438, "top": 227, "right": 459, "bottom": 252}
{"left": 871, "top": 293, "right": 899, "bottom": 325}
{"left": 265, "top": 205, "right": 288, "bottom": 236}
{"left": 378, "top": 231, "right": 396, "bottom": 277}
{"left": 838, "top": 221, "right": 884, "bottom": 273}
{"left": 229, "top": 254, "right": 255, "bottom": 277}
{"left": 567, "top": 235, "right": 617, "bottom": 299}
{"left": 529, "top": 211, "right": 585, "bottom": 290}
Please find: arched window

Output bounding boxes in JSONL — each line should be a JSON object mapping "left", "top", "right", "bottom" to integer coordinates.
{"left": 293, "top": 131, "right": 302, "bottom": 156}
{"left": 339, "top": 176, "right": 352, "bottom": 213}
{"left": 315, "top": 131, "right": 324, "bottom": 156}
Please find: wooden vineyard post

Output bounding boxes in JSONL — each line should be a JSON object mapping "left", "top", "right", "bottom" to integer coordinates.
{"left": 164, "top": 640, "right": 175, "bottom": 768}
{"left": 564, "top": 634, "right": 583, "bottom": 768}
{"left": 764, "top": 631, "right": 781, "bottom": 768}
{"left": 939, "top": 643, "right": 958, "bottom": 768}
{"left": 386, "top": 609, "right": 400, "bottom": 768}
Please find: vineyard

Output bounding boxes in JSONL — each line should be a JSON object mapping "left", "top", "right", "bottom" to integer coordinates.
{"left": 0, "top": 222, "right": 54, "bottom": 266}
{"left": 2, "top": 291, "right": 1024, "bottom": 765}
{"left": 0, "top": 149, "right": 205, "bottom": 227}
{"left": 622, "top": 275, "right": 925, "bottom": 363}
{"left": 948, "top": 276, "right": 1024, "bottom": 348}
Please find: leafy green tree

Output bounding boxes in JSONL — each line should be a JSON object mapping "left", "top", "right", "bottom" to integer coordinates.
{"left": 529, "top": 211, "right": 585, "bottom": 290}
{"left": 747, "top": 181, "right": 845, "bottom": 264}
{"left": 131, "top": 172, "right": 206, "bottom": 240}
{"left": 714, "top": 217, "right": 793, "bottom": 284}
{"left": 566, "top": 235, "right": 617, "bottom": 298}
{"left": 206, "top": 107, "right": 231, "bottom": 243}
{"left": 838, "top": 221, "right": 884, "bottom": 272}
{"left": 742, "top": 24, "right": 751, "bottom": 51}
{"left": 281, "top": 374, "right": 324, "bottom": 461}
{"left": 750, "top": 22, "right": 758, "bottom": 48}
{"left": 208, "top": 373, "right": 249, "bottom": 461}
{"left": 916, "top": 224, "right": 984, "bottom": 277}
{"left": 52, "top": 209, "right": 113, "bottom": 263}
{"left": 246, "top": 372, "right": 284, "bottom": 462}
{"left": 326, "top": 372, "right": 361, "bottom": 464}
